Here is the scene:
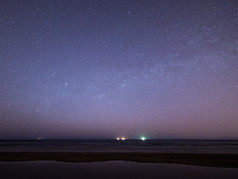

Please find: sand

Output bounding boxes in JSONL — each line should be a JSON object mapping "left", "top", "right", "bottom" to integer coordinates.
{"left": 0, "top": 152, "right": 238, "bottom": 168}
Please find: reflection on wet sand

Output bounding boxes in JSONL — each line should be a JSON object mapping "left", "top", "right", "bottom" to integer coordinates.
{"left": 0, "top": 161, "right": 238, "bottom": 179}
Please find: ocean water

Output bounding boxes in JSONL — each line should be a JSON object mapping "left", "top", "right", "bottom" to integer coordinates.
{"left": 0, "top": 161, "right": 238, "bottom": 179}
{"left": 0, "top": 139, "right": 238, "bottom": 153}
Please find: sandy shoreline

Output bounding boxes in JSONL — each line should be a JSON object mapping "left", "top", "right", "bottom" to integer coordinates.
{"left": 0, "top": 152, "right": 238, "bottom": 168}
{"left": 1, "top": 161, "right": 238, "bottom": 179}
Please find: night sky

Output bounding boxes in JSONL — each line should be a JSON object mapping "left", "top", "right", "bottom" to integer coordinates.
{"left": 0, "top": 0, "right": 238, "bottom": 139}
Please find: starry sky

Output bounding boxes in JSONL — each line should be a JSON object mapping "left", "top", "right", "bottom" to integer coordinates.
{"left": 0, "top": 0, "right": 238, "bottom": 139}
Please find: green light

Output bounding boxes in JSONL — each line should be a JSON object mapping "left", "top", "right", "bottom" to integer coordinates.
{"left": 141, "top": 136, "right": 146, "bottom": 141}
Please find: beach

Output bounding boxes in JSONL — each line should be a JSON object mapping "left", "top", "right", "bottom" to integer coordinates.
{"left": 1, "top": 161, "right": 238, "bottom": 179}
{"left": 1, "top": 140, "right": 238, "bottom": 178}
{"left": 0, "top": 152, "right": 238, "bottom": 168}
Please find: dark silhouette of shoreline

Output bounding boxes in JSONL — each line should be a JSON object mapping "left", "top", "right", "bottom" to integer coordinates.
{"left": 1, "top": 152, "right": 238, "bottom": 168}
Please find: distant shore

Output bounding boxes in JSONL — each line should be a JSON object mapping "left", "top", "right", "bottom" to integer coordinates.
{"left": 0, "top": 152, "right": 238, "bottom": 168}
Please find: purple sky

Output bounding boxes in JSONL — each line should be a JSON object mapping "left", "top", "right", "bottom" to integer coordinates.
{"left": 0, "top": 0, "right": 238, "bottom": 139}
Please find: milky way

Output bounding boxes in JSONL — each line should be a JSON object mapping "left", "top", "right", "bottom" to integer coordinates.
{"left": 0, "top": 0, "right": 238, "bottom": 139}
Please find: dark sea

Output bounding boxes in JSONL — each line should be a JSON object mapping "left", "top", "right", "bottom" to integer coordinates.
{"left": 0, "top": 139, "right": 238, "bottom": 153}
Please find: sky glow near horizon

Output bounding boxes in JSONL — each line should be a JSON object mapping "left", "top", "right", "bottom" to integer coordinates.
{"left": 0, "top": 0, "right": 238, "bottom": 139}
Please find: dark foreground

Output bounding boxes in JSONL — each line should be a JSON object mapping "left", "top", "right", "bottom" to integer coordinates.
{"left": 0, "top": 152, "right": 238, "bottom": 168}
{"left": 1, "top": 161, "right": 238, "bottom": 179}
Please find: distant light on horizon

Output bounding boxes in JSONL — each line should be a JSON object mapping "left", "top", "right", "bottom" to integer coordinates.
{"left": 116, "top": 137, "right": 126, "bottom": 141}
{"left": 141, "top": 137, "right": 146, "bottom": 141}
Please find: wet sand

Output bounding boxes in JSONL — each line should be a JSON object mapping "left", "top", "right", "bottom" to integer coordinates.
{"left": 0, "top": 152, "right": 238, "bottom": 168}
{"left": 0, "top": 161, "right": 238, "bottom": 179}
{"left": 1, "top": 140, "right": 238, "bottom": 178}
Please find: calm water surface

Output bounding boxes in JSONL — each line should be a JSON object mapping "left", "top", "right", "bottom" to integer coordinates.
{"left": 1, "top": 139, "right": 238, "bottom": 153}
